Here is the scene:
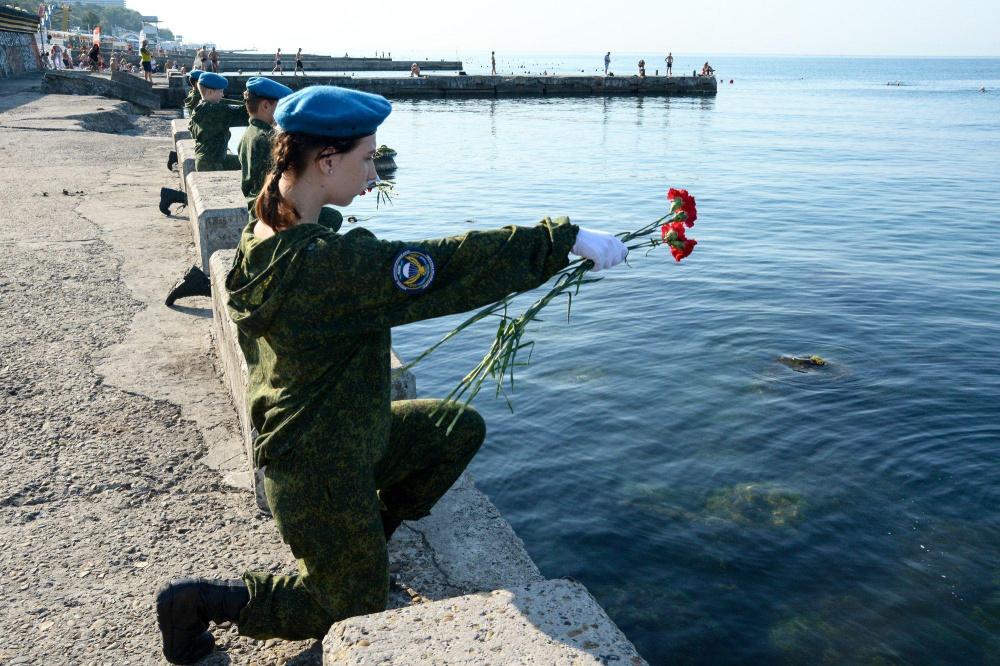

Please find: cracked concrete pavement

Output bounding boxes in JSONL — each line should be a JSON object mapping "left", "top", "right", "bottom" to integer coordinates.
{"left": 0, "top": 74, "right": 387, "bottom": 665}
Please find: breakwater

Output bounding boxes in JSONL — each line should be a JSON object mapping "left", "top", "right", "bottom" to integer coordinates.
{"left": 163, "top": 72, "right": 717, "bottom": 107}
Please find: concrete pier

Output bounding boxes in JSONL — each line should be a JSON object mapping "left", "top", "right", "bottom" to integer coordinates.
{"left": 162, "top": 72, "right": 717, "bottom": 107}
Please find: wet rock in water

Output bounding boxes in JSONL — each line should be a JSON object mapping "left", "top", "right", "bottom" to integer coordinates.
{"left": 704, "top": 483, "right": 804, "bottom": 527}
{"left": 374, "top": 144, "right": 398, "bottom": 175}
{"left": 777, "top": 355, "right": 827, "bottom": 372}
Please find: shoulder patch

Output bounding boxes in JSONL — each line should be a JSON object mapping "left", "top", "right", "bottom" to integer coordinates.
{"left": 392, "top": 249, "right": 435, "bottom": 293}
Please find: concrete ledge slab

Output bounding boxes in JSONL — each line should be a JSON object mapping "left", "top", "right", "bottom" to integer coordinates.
{"left": 176, "top": 139, "right": 196, "bottom": 192}
{"left": 171, "top": 118, "right": 191, "bottom": 146}
{"left": 324, "top": 579, "right": 647, "bottom": 665}
{"left": 391, "top": 473, "right": 542, "bottom": 599}
{"left": 186, "top": 172, "right": 248, "bottom": 273}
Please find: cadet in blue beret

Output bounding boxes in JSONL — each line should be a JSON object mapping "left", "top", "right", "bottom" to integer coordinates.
{"left": 189, "top": 72, "right": 248, "bottom": 172}
{"left": 182, "top": 69, "right": 204, "bottom": 115}
{"left": 238, "top": 77, "right": 293, "bottom": 201}
{"left": 155, "top": 85, "right": 628, "bottom": 663}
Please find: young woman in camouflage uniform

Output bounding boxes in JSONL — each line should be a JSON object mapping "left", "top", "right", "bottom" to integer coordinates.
{"left": 155, "top": 86, "right": 628, "bottom": 664}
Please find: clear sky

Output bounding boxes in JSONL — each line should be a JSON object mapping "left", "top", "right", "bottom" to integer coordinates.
{"left": 127, "top": 0, "right": 1000, "bottom": 57}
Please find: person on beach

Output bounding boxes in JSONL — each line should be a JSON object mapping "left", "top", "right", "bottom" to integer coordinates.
{"left": 491, "top": 50, "right": 496, "bottom": 75}
{"left": 210, "top": 47, "right": 220, "bottom": 73}
{"left": 237, "top": 77, "right": 293, "bottom": 201}
{"left": 88, "top": 42, "right": 100, "bottom": 72}
{"left": 272, "top": 48, "right": 283, "bottom": 74}
{"left": 49, "top": 43, "right": 62, "bottom": 70}
{"left": 195, "top": 45, "right": 206, "bottom": 70}
{"left": 140, "top": 39, "right": 153, "bottom": 83}
{"left": 294, "top": 48, "right": 305, "bottom": 76}
{"left": 153, "top": 84, "right": 629, "bottom": 664}
{"left": 410, "top": 62, "right": 421, "bottom": 77}
{"left": 665, "top": 52, "right": 673, "bottom": 76}
{"left": 638, "top": 59, "right": 646, "bottom": 77}
{"left": 604, "top": 51, "right": 611, "bottom": 75}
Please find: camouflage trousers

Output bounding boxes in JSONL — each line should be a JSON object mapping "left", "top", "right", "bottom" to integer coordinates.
{"left": 195, "top": 154, "right": 241, "bottom": 172}
{"left": 237, "top": 399, "right": 485, "bottom": 640}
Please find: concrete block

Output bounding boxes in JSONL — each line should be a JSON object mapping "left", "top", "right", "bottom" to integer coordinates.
{"left": 185, "top": 171, "right": 248, "bottom": 273}
{"left": 175, "top": 139, "right": 196, "bottom": 192}
{"left": 111, "top": 68, "right": 153, "bottom": 91}
{"left": 171, "top": 118, "right": 191, "bottom": 147}
{"left": 323, "top": 579, "right": 647, "bottom": 665}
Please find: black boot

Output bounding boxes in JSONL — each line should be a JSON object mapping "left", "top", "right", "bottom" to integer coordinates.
{"left": 167, "top": 149, "right": 178, "bottom": 172}
{"left": 156, "top": 578, "right": 249, "bottom": 665}
{"left": 159, "top": 187, "right": 187, "bottom": 216}
{"left": 165, "top": 266, "right": 211, "bottom": 306}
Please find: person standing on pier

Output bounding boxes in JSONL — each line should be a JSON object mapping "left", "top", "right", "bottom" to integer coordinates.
{"left": 491, "top": 50, "right": 497, "bottom": 75}
{"left": 140, "top": 39, "right": 153, "bottom": 83}
{"left": 294, "top": 48, "right": 305, "bottom": 76}
{"left": 666, "top": 52, "right": 673, "bottom": 76}
{"left": 272, "top": 48, "right": 283, "bottom": 74}
{"left": 153, "top": 84, "right": 629, "bottom": 664}
{"left": 604, "top": 51, "right": 611, "bottom": 75}
{"left": 210, "top": 47, "right": 220, "bottom": 73}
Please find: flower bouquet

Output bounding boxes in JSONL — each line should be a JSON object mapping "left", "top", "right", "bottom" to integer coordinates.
{"left": 406, "top": 188, "right": 699, "bottom": 433}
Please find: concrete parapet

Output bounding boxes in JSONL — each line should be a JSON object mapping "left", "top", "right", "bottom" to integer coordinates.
{"left": 323, "top": 579, "right": 647, "bottom": 665}
{"left": 171, "top": 118, "right": 191, "bottom": 146}
{"left": 185, "top": 171, "right": 248, "bottom": 273}
{"left": 175, "top": 139, "right": 196, "bottom": 192}
{"left": 43, "top": 70, "right": 161, "bottom": 109}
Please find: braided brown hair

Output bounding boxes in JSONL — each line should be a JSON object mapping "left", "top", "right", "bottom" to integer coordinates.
{"left": 255, "top": 131, "right": 365, "bottom": 231}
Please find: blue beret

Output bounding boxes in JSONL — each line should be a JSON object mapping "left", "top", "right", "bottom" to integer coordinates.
{"left": 246, "top": 76, "right": 293, "bottom": 100}
{"left": 198, "top": 72, "right": 228, "bottom": 90}
{"left": 275, "top": 86, "right": 391, "bottom": 138}
{"left": 188, "top": 69, "right": 203, "bottom": 82}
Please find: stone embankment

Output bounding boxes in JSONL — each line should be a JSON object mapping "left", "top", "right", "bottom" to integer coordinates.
{"left": 0, "top": 72, "right": 646, "bottom": 664}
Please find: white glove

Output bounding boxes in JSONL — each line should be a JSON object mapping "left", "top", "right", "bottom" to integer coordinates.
{"left": 571, "top": 228, "right": 629, "bottom": 272}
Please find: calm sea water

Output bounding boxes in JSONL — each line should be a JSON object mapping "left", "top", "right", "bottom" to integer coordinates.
{"left": 233, "top": 56, "right": 1000, "bottom": 664}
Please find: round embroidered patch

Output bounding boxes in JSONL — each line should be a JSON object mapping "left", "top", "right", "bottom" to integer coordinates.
{"left": 392, "top": 249, "right": 436, "bottom": 293}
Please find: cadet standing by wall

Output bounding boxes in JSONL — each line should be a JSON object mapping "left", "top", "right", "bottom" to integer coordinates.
{"left": 154, "top": 85, "right": 629, "bottom": 664}
{"left": 190, "top": 72, "right": 249, "bottom": 172}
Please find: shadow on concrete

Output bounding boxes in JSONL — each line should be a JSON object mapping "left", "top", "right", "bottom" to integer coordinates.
{"left": 0, "top": 73, "right": 45, "bottom": 115}
{"left": 170, "top": 304, "right": 213, "bottom": 318}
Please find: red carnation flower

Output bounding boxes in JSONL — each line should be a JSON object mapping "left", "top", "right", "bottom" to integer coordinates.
{"left": 669, "top": 238, "right": 698, "bottom": 262}
{"left": 667, "top": 188, "right": 698, "bottom": 227}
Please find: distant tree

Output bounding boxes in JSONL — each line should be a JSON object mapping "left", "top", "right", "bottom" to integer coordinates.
{"left": 159, "top": 28, "right": 175, "bottom": 41}
{"left": 82, "top": 10, "right": 101, "bottom": 30}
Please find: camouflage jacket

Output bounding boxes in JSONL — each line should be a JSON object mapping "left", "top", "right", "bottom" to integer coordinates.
{"left": 183, "top": 86, "right": 201, "bottom": 115}
{"left": 225, "top": 215, "right": 578, "bottom": 467}
{"left": 190, "top": 100, "right": 249, "bottom": 171}
{"left": 238, "top": 118, "right": 274, "bottom": 201}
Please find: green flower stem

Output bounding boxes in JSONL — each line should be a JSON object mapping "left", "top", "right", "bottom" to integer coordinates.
{"left": 412, "top": 210, "right": 684, "bottom": 429}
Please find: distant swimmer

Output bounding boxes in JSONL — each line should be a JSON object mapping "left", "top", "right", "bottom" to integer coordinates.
{"left": 980, "top": 86, "right": 987, "bottom": 93}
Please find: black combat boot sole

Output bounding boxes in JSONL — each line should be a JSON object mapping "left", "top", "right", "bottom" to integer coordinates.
{"left": 156, "top": 580, "right": 216, "bottom": 664}
{"left": 165, "top": 266, "right": 212, "bottom": 306}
